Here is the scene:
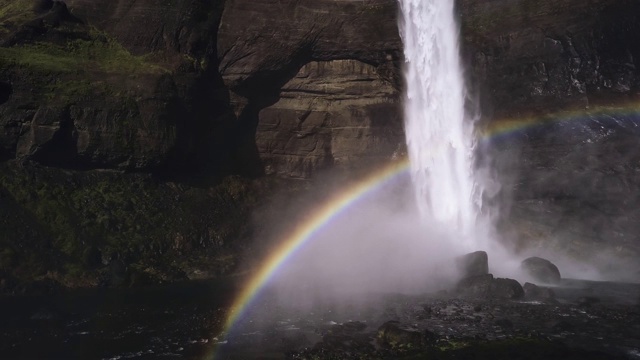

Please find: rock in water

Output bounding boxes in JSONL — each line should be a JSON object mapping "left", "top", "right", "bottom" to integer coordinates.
{"left": 456, "top": 251, "right": 489, "bottom": 278}
{"left": 521, "top": 257, "right": 561, "bottom": 284}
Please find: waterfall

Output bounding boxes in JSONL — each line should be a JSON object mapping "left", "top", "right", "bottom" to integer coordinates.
{"left": 398, "top": 0, "right": 483, "bottom": 247}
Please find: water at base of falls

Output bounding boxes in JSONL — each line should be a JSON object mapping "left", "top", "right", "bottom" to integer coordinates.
{"left": 398, "top": 0, "right": 484, "bottom": 247}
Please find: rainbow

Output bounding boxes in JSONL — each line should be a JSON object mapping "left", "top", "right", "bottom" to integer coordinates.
{"left": 221, "top": 157, "right": 411, "bottom": 332}
{"left": 480, "top": 100, "right": 640, "bottom": 141}
{"left": 212, "top": 101, "right": 640, "bottom": 358}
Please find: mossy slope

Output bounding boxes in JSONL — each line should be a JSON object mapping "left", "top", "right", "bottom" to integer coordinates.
{"left": 0, "top": 162, "right": 261, "bottom": 293}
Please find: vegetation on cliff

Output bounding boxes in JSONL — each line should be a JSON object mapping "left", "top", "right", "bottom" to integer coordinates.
{"left": 0, "top": 161, "right": 265, "bottom": 293}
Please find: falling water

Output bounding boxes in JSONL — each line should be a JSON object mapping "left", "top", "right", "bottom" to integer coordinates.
{"left": 398, "top": 0, "right": 482, "bottom": 247}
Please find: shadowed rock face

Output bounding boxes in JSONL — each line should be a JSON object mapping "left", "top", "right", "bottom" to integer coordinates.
{"left": 3, "top": 0, "right": 640, "bottom": 176}
{"left": 464, "top": 0, "right": 640, "bottom": 265}
{"left": 218, "top": 0, "right": 640, "bottom": 177}
{"left": 217, "top": 0, "right": 403, "bottom": 177}
{"left": 461, "top": 0, "right": 640, "bottom": 122}
{"left": 1, "top": 0, "right": 229, "bottom": 173}
{"left": 256, "top": 60, "right": 402, "bottom": 177}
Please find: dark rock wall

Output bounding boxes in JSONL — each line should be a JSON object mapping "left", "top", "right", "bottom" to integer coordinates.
{"left": 4, "top": 0, "right": 638, "bottom": 177}
{"left": 217, "top": 0, "right": 403, "bottom": 177}
{"left": 461, "top": 0, "right": 640, "bottom": 118}
{"left": 458, "top": 0, "right": 640, "bottom": 263}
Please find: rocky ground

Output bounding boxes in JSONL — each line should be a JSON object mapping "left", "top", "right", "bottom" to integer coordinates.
{"left": 218, "top": 278, "right": 640, "bottom": 360}
{"left": 0, "top": 254, "right": 638, "bottom": 359}
{"left": 215, "top": 253, "right": 640, "bottom": 359}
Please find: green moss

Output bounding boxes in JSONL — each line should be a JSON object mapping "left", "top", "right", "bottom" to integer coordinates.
{"left": 42, "top": 79, "right": 107, "bottom": 101}
{"left": 0, "top": 36, "right": 167, "bottom": 75}
{"left": 182, "top": 53, "right": 208, "bottom": 71}
{"left": 0, "top": 0, "right": 32, "bottom": 32}
{"left": 0, "top": 163, "right": 260, "bottom": 287}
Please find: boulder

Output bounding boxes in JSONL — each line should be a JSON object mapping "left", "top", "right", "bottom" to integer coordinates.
{"left": 457, "top": 274, "right": 524, "bottom": 300}
{"left": 521, "top": 257, "right": 561, "bottom": 284}
{"left": 491, "top": 278, "right": 525, "bottom": 300}
{"left": 456, "top": 251, "right": 489, "bottom": 278}
{"left": 457, "top": 274, "right": 495, "bottom": 298}
{"left": 523, "top": 282, "right": 556, "bottom": 302}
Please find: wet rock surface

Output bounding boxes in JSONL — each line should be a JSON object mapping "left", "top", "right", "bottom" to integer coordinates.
{"left": 0, "top": 275, "right": 638, "bottom": 359}
{"left": 216, "top": 279, "right": 640, "bottom": 360}
{"left": 457, "top": 251, "right": 489, "bottom": 278}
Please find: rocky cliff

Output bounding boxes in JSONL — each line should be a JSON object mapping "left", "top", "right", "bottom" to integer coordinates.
{"left": 217, "top": 0, "right": 404, "bottom": 177}
{"left": 459, "top": 0, "right": 640, "bottom": 272}
{"left": 1, "top": 0, "right": 640, "bottom": 292}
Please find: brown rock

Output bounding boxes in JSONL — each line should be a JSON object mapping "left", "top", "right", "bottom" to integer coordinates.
{"left": 217, "top": 0, "right": 404, "bottom": 177}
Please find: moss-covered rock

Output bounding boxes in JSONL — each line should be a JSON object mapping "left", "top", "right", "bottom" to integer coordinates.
{"left": 0, "top": 0, "right": 235, "bottom": 173}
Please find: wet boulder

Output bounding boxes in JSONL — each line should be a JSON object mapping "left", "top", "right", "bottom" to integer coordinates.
{"left": 457, "top": 274, "right": 524, "bottom": 299}
{"left": 521, "top": 257, "right": 561, "bottom": 284}
{"left": 457, "top": 274, "right": 495, "bottom": 298}
{"left": 492, "top": 278, "right": 525, "bottom": 299}
{"left": 456, "top": 251, "right": 489, "bottom": 278}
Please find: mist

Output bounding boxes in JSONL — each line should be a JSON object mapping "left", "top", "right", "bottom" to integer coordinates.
{"left": 233, "top": 0, "right": 640, "bottom": 328}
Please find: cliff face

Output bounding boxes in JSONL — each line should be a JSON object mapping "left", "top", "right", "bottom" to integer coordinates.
{"left": 461, "top": 0, "right": 640, "bottom": 117}
{"left": 4, "top": 0, "right": 639, "bottom": 176}
{"left": 0, "top": 0, "right": 245, "bottom": 292}
{"left": 1, "top": 0, "right": 640, "bottom": 291}
{"left": 217, "top": 0, "right": 640, "bottom": 267}
{"left": 458, "top": 0, "right": 640, "bottom": 267}
{"left": 217, "top": 0, "right": 403, "bottom": 177}
{"left": 218, "top": 0, "right": 640, "bottom": 177}
{"left": 0, "top": 0, "right": 231, "bottom": 173}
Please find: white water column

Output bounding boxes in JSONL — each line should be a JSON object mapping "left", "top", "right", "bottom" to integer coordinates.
{"left": 398, "top": 0, "right": 482, "bottom": 244}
